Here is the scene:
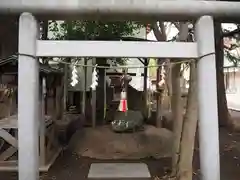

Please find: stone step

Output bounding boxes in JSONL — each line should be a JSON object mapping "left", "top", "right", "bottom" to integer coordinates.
{"left": 88, "top": 163, "right": 151, "bottom": 180}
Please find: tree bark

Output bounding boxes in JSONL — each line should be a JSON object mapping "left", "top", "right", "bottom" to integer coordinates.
{"left": 156, "top": 59, "right": 163, "bottom": 128}
{"left": 171, "top": 22, "right": 189, "bottom": 175}
{"left": 214, "top": 22, "right": 230, "bottom": 127}
{"left": 176, "top": 62, "right": 198, "bottom": 180}
{"left": 171, "top": 63, "right": 184, "bottom": 175}
{"left": 152, "top": 22, "right": 168, "bottom": 128}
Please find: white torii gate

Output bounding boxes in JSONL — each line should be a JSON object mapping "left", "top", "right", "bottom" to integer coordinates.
{"left": 1, "top": 1, "right": 233, "bottom": 180}
{"left": 18, "top": 13, "right": 219, "bottom": 180}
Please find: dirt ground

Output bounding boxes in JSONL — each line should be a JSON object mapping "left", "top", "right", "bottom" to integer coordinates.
{"left": 68, "top": 125, "right": 173, "bottom": 159}
{"left": 1, "top": 127, "right": 240, "bottom": 180}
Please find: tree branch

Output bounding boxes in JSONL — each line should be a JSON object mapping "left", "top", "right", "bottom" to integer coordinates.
{"left": 159, "top": 22, "right": 167, "bottom": 40}
{"left": 152, "top": 22, "right": 165, "bottom": 41}
{"left": 222, "top": 28, "right": 240, "bottom": 38}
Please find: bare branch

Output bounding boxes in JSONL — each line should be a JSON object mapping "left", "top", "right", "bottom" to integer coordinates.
{"left": 222, "top": 28, "right": 240, "bottom": 37}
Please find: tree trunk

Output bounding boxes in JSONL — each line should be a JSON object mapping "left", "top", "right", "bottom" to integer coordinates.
{"left": 171, "top": 22, "right": 189, "bottom": 175}
{"left": 171, "top": 63, "right": 184, "bottom": 175}
{"left": 152, "top": 22, "right": 167, "bottom": 128}
{"left": 214, "top": 22, "right": 230, "bottom": 127}
{"left": 156, "top": 59, "right": 163, "bottom": 128}
{"left": 176, "top": 62, "right": 198, "bottom": 180}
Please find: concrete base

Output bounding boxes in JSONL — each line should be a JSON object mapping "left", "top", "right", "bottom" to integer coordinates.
{"left": 88, "top": 163, "right": 151, "bottom": 179}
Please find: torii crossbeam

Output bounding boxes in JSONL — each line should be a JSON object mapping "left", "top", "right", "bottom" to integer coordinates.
{"left": 1, "top": 0, "right": 240, "bottom": 21}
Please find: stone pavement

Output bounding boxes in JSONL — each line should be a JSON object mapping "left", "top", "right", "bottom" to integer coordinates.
{"left": 88, "top": 163, "right": 151, "bottom": 179}
{"left": 227, "top": 94, "right": 240, "bottom": 111}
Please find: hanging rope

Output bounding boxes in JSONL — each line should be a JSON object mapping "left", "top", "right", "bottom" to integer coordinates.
{"left": 49, "top": 59, "right": 195, "bottom": 69}
{"left": 3, "top": 53, "right": 198, "bottom": 69}
{"left": 118, "top": 68, "right": 129, "bottom": 113}
{"left": 1, "top": 52, "right": 227, "bottom": 71}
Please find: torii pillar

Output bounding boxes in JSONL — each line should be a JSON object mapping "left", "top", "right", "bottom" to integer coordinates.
{"left": 18, "top": 13, "right": 39, "bottom": 180}
{"left": 195, "top": 16, "right": 220, "bottom": 180}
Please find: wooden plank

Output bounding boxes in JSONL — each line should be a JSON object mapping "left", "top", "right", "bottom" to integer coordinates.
{"left": 107, "top": 72, "right": 145, "bottom": 76}
{"left": 55, "top": 86, "right": 61, "bottom": 120}
{"left": 0, "top": 148, "right": 62, "bottom": 172}
{"left": 0, "top": 160, "right": 18, "bottom": 171}
{"left": 46, "top": 125, "right": 56, "bottom": 155}
{"left": 0, "top": 115, "right": 17, "bottom": 129}
{"left": 0, "top": 146, "right": 17, "bottom": 161}
{"left": 0, "top": 114, "right": 52, "bottom": 129}
{"left": 0, "top": 129, "right": 18, "bottom": 147}
{"left": 82, "top": 58, "right": 87, "bottom": 116}
{"left": 0, "top": 160, "right": 50, "bottom": 172}
{"left": 39, "top": 82, "right": 46, "bottom": 166}
{"left": 63, "top": 63, "right": 68, "bottom": 111}
{"left": 45, "top": 148, "right": 61, "bottom": 167}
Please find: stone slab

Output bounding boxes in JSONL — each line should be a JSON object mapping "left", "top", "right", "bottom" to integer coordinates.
{"left": 88, "top": 163, "right": 151, "bottom": 179}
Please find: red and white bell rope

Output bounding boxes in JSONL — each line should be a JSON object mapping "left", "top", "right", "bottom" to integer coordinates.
{"left": 118, "top": 91, "right": 128, "bottom": 112}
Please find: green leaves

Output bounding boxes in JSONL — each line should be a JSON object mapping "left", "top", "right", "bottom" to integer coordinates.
{"left": 49, "top": 20, "right": 143, "bottom": 40}
{"left": 48, "top": 20, "right": 143, "bottom": 66}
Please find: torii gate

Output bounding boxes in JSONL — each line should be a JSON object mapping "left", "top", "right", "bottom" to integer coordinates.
{"left": 2, "top": 0, "right": 240, "bottom": 180}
